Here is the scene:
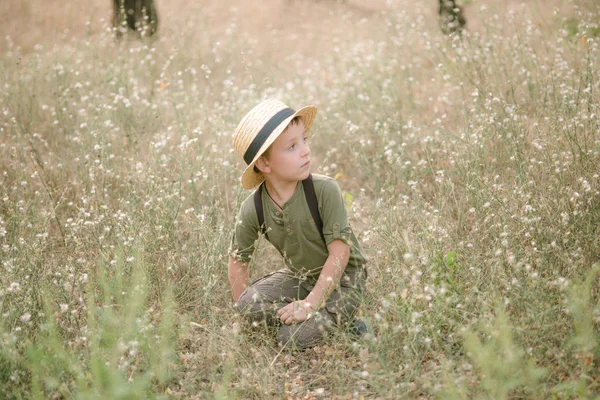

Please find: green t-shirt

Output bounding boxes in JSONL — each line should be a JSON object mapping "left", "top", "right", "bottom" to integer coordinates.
{"left": 229, "top": 174, "right": 367, "bottom": 279}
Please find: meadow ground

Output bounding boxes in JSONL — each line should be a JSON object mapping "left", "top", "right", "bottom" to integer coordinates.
{"left": 1, "top": 0, "right": 599, "bottom": 398}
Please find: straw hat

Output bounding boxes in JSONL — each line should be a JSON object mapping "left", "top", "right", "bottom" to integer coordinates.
{"left": 233, "top": 98, "right": 318, "bottom": 189}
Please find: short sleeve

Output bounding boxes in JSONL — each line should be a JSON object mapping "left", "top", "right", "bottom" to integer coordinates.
{"left": 229, "top": 196, "right": 260, "bottom": 263}
{"left": 318, "top": 179, "right": 352, "bottom": 247}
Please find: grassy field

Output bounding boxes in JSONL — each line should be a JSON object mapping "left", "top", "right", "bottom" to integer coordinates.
{"left": 1, "top": 0, "right": 599, "bottom": 398}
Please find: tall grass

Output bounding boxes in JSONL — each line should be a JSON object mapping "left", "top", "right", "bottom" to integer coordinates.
{"left": 1, "top": 0, "right": 599, "bottom": 397}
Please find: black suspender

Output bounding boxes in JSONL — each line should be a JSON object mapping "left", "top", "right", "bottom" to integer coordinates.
{"left": 303, "top": 174, "right": 325, "bottom": 244}
{"left": 253, "top": 174, "right": 326, "bottom": 246}
{"left": 253, "top": 183, "right": 268, "bottom": 239}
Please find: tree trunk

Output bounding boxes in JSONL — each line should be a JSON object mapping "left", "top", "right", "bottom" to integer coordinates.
{"left": 113, "top": 0, "right": 158, "bottom": 38}
{"left": 438, "top": 0, "right": 466, "bottom": 35}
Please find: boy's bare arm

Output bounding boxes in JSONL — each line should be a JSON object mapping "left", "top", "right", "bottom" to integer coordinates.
{"left": 228, "top": 256, "right": 249, "bottom": 302}
{"left": 277, "top": 240, "right": 350, "bottom": 325}
{"left": 305, "top": 239, "right": 350, "bottom": 309}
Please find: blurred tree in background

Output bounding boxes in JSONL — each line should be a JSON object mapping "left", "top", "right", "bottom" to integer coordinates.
{"left": 113, "top": 0, "right": 158, "bottom": 37}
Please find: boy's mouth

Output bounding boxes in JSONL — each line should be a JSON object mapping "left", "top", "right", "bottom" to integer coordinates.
{"left": 301, "top": 160, "right": 310, "bottom": 168}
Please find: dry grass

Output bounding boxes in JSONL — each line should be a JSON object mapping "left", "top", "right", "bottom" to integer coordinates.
{"left": 1, "top": 0, "right": 599, "bottom": 398}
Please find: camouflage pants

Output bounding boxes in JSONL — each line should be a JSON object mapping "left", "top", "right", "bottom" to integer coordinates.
{"left": 235, "top": 267, "right": 366, "bottom": 349}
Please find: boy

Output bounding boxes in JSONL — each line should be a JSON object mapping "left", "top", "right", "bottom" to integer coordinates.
{"left": 228, "top": 98, "right": 368, "bottom": 349}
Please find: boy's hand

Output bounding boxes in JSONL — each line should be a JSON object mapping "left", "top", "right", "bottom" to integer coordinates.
{"left": 277, "top": 300, "right": 315, "bottom": 325}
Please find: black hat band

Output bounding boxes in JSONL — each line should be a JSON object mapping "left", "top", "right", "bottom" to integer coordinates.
{"left": 243, "top": 107, "right": 295, "bottom": 165}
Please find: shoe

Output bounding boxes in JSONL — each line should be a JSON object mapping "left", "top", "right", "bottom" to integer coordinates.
{"left": 347, "top": 317, "right": 369, "bottom": 338}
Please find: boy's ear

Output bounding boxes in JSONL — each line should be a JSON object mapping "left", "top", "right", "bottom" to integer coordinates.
{"left": 255, "top": 156, "right": 270, "bottom": 174}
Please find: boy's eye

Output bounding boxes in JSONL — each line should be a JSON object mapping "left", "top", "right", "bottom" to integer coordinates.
{"left": 302, "top": 136, "right": 309, "bottom": 143}
{"left": 288, "top": 144, "right": 295, "bottom": 151}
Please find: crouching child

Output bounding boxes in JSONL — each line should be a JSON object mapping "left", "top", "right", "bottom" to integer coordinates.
{"left": 228, "top": 98, "right": 368, "bottom": 349}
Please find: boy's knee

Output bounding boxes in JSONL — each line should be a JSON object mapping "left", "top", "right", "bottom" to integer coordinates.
{"left": 235, "top": 289, "right": 256, "bottom": 314}
{"left": 235, "top": 290, "right": 278, "bottom": 324}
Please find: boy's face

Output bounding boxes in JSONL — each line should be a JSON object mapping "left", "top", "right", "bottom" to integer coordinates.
{"left": 257, "top": 120, "right": 311, "bottom": 184}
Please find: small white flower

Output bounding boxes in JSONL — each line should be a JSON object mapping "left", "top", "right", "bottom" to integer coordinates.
{"left": 8, "top": 282, "right": 21, "bottom": 292}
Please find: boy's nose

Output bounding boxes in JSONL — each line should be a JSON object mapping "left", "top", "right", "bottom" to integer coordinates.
{"left": 300, "top": 141, "right": 310, "bottom": 157}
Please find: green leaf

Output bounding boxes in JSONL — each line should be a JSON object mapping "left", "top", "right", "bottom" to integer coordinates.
{"left": 445, "top": 251, "right": 457, "bottom": 268}
{"left": 344, "top": 192, "right": 354, "bottom": 209}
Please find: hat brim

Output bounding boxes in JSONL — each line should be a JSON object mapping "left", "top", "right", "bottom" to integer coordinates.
{"left": 240, "top": 105, "right": 317, "bottom": 190}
